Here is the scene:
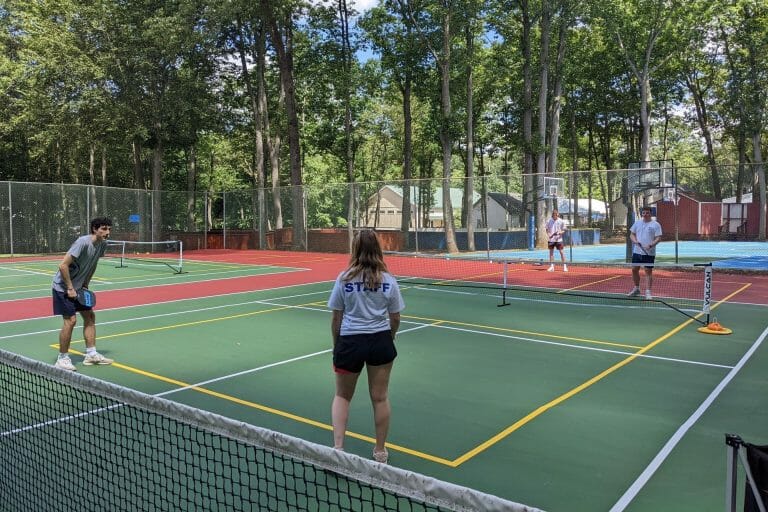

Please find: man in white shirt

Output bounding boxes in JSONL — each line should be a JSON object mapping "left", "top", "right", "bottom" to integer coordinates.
{"left": 627, "top": 206, "right": 663, "bottom": 299}
{"left": 545, "top": 209, "right": 568, "bottom": 272}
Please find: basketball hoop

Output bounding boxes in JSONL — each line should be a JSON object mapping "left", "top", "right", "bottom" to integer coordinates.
{"left": 663, "top": 188, "right": 679, "bottom": 205}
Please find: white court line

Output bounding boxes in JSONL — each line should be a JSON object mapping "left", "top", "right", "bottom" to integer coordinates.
{"left": 0, "top": 288, "right": 334, "bottom": 339}
{"left": 0, "top": 265, "right": 309, "bottom": 301}
{"left": 424, "top": 322, "right": 734, "bottom": 371}
{"left": 409, "top": 285, "right": 702, "bottom": 314}
{"left": 609, "top": 323, "right": 768, "bottom": 511}
{"left": 3, "top": 289, "right": 731, "bottom": 371}
{"left": 0, "top": 324, "right": 428, "bottom": 438}
{"left": 0, "top": 266, "right": 52, "bottom": 277}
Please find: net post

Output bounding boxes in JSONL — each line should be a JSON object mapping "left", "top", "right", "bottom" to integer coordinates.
{"left": 497, "top": 260, "right": 510, "bottom": 307}
{"left": 177, "top": 240, "right": 184, "bottom": 274}
{"left": 726, "top": 434, "right": 742, "bottom": 512}
{"left": 108, "top": 240, "right": 127, "bottom": 268}
{"left": 696, "top": 263, "right": 713, "bottom": 324}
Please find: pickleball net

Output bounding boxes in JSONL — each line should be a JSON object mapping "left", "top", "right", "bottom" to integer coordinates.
{"left": 105, "top": 239, "right": 184, "bottom": 274}
{"left": 386, "top": 254, "right": 713, "bottom": 325}
{"left": 0, "top": 350, "right": 536, "bottom": 512}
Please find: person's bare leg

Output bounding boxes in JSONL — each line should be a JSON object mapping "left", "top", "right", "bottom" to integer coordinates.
{"left": 332, "top": 372, "right": 360, "bottom": 450}
{"left": 81, "top": 310, "right": 96, "bottom": 349}
{"left": 367, "top": 362, "right": 393, "bottom": 454}
{"left": 59, "top": 315, "right": 77, "bottom": 354}
{"left": 645, "top": 268, "right": 653, "bottom": 293}
{"left": 632, "top": 266, "right": 641, "bottom": 288}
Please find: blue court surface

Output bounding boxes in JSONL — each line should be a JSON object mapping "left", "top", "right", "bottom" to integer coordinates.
{"left": 468, "top": 240, "right": 768, "bottom": 270}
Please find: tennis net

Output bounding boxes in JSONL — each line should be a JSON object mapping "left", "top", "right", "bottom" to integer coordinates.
{"left": 0, "top": 350, "right": 535, "bottom": 512}
{"left": 386, "top": 254, "right": 713, "bottom": 324}
{"left": 105, "top": 240, "right": 184, "bottom": 274}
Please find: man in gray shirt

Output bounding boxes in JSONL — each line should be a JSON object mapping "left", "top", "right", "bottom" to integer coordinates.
{"left": 53, "top": 217, "right": 114, "bottom": 371}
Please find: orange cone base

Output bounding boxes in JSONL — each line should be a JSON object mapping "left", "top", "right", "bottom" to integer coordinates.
{"left": 697, "top": 325, "right": 733, "bottom": 335}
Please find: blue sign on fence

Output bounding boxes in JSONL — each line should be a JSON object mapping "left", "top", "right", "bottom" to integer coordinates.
{"left": 129, "top": 214, "right": 140, "bottom": 223}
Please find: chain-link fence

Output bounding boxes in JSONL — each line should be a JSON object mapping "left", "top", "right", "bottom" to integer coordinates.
{"left": 1, "top": 163, "right": 765, "bottom": 257}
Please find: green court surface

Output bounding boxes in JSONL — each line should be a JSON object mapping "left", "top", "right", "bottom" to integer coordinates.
{"left": 1, "top": 252, "right": 767, "bottom": 511}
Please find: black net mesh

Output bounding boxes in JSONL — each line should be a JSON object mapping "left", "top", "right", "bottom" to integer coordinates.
{"left": 0, "top": 350, "right": 532, "bottom": 512}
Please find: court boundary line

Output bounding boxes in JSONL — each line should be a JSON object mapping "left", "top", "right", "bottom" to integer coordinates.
{"left": 18, "top": 293, "right": 739, "bottom": 467}
{"left": 609, "top": 322, "right": 768, "bottom": 512}
{"left": 0, "top": 265, "right": 309, "bottom": 302}
{"left": 0, "top": 279, "right": 336, "bottom": 324}
{"left": 448, "top": 282, "right": 752, "bottom": 467}
{"left": 7, "top": 281, "right": 755, "bottom": 469}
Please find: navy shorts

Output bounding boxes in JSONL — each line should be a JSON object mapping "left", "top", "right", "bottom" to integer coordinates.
{"left": 52, "top": 289, "right": 91, "bottom": 317}
{"left": 548, "top": 242, "right": 564, "bottom": 250}
{"left": 631, "top": 253, "right": 656, "bottom": 268}
{"left": 333, "top": 329, "right": 397, "bottom": 374}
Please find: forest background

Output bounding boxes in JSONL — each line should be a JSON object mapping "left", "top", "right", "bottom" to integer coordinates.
{"left": 0, "top": 0, "right": 766, "bottom": 251}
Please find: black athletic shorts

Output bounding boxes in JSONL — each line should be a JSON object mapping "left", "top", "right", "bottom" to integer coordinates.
{"left": 631, "top": 253, "right": 656, "bottom": 268}
{"left": 333, "top": 329, "right": 397, "bottom": 374}
{"left": 548, "top": 241, "right": 564, "bottom": 250}
{"left": 52, "top": 289, "right": 91, "bottom": 317}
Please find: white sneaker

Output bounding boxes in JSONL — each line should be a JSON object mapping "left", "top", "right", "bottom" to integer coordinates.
{"left": 373, "top": 449, "right": 389, "bottom": 464}
{"left": 627, "top": 287, "right": 640, "bottom": 297}
{"left": 563, "top": 264, "right": 568, "bottom": 272}
{"left": 54, "top": 355, "right": 77, "bottom": 371}
{"left": 547, "top": 264, "right": 555, "bottom": 272}
{"left": 645, "top": 290, "right": 652, "bottom": 300}
{"left": 83, "top": 352, "right": 114, "bottom": 366}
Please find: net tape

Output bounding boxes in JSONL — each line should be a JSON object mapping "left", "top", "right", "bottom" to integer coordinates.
{"left": 0, "top": 350, "right": 536, "bottom": 512}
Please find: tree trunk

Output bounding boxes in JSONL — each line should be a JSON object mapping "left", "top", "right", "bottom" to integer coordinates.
{"left": 187, "top": 146, "right": 197, "bottom": 232}
{"left": 464, "top": 21, "right": 475, "bottom": 251}
{"left": 520, "top": 0, "right": 534, "bottom": 241}
{"left": 151, "top": 128, "right": 163, "bottom": 243}
{"left": 132, "top": 139, "right": 148, "bottom": 241}
{"left": 438, "top": 9, "right": 458, "bottom": 254}
{"left": 535, "top": 0, "right": 552, "bottom": 247}
{"left": 400, "top": 77, "right": 413, "bottom": 242}
{"left": 267, "top": 8, "right": 305, "bottom": 250}
{"left": 753, "top": 133, "right": 766, "bottom": 241}
{"left": 685, "top": 74, "right": 722, "bottom": 200}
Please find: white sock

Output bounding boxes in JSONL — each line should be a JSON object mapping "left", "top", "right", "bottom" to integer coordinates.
{"left": 58, "top": 353, "right": 69, "bottom": 360}
{"left": 86, "top": 347, "right": 97, "bottom": 356}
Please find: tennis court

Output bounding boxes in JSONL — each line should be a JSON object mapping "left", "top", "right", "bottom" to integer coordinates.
{"left": 1, "top": 248, "right": 767, "bottom": 511}
{"left": 468, "top": 240, "right": 768, "bottom": 270}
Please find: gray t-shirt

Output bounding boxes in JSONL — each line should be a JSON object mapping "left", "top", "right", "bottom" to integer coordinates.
{"left": 327, "top": 271, "right": 405, "bottom": 335}
{"left": 52, "top": 235, "right": 107, "bottom": 292}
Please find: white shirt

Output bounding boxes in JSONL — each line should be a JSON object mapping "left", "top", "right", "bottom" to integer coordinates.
{"left": 327, "top": 271, "right": 405, "bottom": 335}
{"left": 630, "top": 219, "right": 662, "bottom": 256}
{"left": 546, "top": 217, "right": 566, "bottom": 242}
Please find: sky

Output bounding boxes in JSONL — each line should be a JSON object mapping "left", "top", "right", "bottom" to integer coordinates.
{"left": 306, "top": 0, "right": 378, "bottom": 14}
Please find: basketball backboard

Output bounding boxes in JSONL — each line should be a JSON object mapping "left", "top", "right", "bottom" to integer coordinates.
{"left": 627, "top": 160, "right": 674, "bottom": 192}
{"left": 539, "top": 176, "right": 564, "bottom": 199}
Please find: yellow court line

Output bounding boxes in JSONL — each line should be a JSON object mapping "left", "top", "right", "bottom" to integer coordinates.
{"left": 559, "top": 274, "right": 622, "bottom": 293}
{"left": 61, "top": 318, "right": 454, "bottom": 466}
{"left": 69, "top": 304, "right": 299, "bottom": 342}
{"left": 450, "top": 281, "right": 754, "bottom": 467}
{"left": 403, "top": 314, "right": 643, "bottom": 350}
{"left": 51, "top": 283, "right": 753, "bottom": 468}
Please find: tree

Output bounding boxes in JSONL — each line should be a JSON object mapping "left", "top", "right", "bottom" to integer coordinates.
{"left": 397, "top": 0, "right": 460, "bottom": 253}
{"left": 263, "top": 0, "right": 307, "bottom": 249}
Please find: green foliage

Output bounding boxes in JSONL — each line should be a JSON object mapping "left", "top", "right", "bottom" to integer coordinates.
{"left": 0, "top": 0, "right": 764, "bottom": 229}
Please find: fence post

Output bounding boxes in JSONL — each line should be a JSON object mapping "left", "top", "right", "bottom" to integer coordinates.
{"left": 8, "top": 182, "right": 13, "bottom": 257}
